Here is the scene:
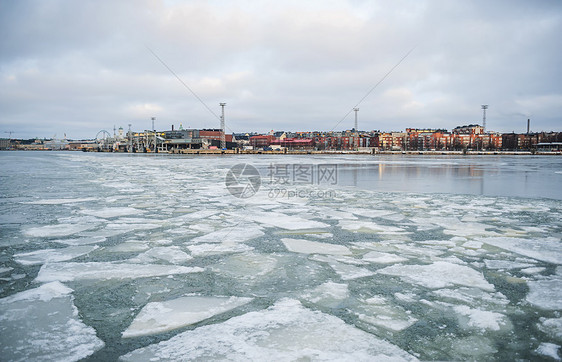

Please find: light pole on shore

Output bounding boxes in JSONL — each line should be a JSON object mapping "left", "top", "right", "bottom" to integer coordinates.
{"left": 220, "top": 103, "right": 226, "bottom": 150}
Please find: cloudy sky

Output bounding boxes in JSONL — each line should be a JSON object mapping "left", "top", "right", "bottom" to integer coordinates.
{"left": 1, "top": 0, "right": 561, "bottom": 139}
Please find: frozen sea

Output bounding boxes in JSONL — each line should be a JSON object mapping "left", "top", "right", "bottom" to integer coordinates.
{"left": 0, "top": 151, "right": 561, "bottom": 361}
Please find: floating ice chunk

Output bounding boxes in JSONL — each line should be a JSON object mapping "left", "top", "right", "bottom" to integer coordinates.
{"left": 35, "top": 262, "right": 203, "bottom": 282}
{"left": 453, "top": 305, "right": 509, "bottom": 332}
{"left": 363, "top": 251, "right": 408, "bottom": 264}
{"left": 122, "top": 296, "right": 253, "bottom": 338}
{"left": 187, "top": 242, "right": 254, "bottom": 257}
{"left": 192, "top": 226, "right": 264, "bottom": 244}
{"left": 132, "top": 246, "right": 193, "bottom": 264}
{"left": 432, "top": 287, "right": 509, "bottom": 306}
{"left": 480, "top": 237, "right": 562, "bottom": 264}
{"left": 462, "top": 240, "right": 483, "bottom": 249}
{"left": 121, "top": 299, "right": 417, "bottom": 361}
{"left": 316, "top": 208, "right": 358, "bottom": 220}
{"left": 14, "top": 245, "right": 98, "bottom": 265}
{"left": 23, "top": 197, "right": 97, "bottom": 205}
{"left": 106, "top": 241, "right": 150, "bottom": 253}
{"left": 53, "top": 236, "right": 107, "bottom": 246}
{"left": 312, "top": 255, "right": 375, "bottom": 280}
{"left": 0, "top": 266, "right": 13, "bottom": 274}
{"left": 377, "top": 261, "right": 495, "bottom": 291}
{"left": 451, "top": 335, "right": 498, "bottom": 358}
{"left": 340, "top": 208, "right": 395, "bottom": 219}
{"left": 526, "top": 274, "right": 562, "bottom": 310}
{"left": 245, "top": 212, "right": 329, "bottom": 230}
{"left": 0, "top": 282, "right": 104, "bottom": 361}
{"left": 537, "top": 317, "right": 562, "bottom": 340}
{"left": 301, "top": 281, "right": 349, "bottom": 307}
{"left": 355, "top": 296, "right": 418, "bottom": 332}
{"left": 282, "top": 238, "right": 351, "bottom": 255}
{"left": 484, "top": 259, "right": 535, "bottom": 270}
{"left": 339, "top": 220, "right": 404, "bottom": 233}
{"left": 212, "top": 252, "right": 278, "bottom": 280}
{"left": 521, "top": 267, "right": 546, "bottom": 275}
{"left": 80, "top": 207, "right": 144, "bottom": 218}
{"left": 24, "top": 223, "right": 98, "bottom": 237}
{"left": 534, "top": 343, "right": 561, "bottom": 361}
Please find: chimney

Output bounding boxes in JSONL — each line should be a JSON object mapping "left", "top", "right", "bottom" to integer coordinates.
{"left": 527, "top": 119, "right": 530, "bottom": 134}
{"left": 172, "top": 124, "right": 174, "bottom": 131}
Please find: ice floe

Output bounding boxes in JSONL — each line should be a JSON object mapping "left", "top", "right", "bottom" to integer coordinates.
{"left": 526, "top": 273, "right": 562, "bottom": 310}
{"left": 245, "top": 212, "right": 329, "bottom": 230}
{"left": 130, "top": 246, "right": 193, "bottom": 264}
{"left": 484, "top": 259, "right": 535, "bottom": 270}
{"left": 377, "top": 261, "right": 495, "bottom": 291}
{"left": 122, "top": 296, "right": 253, "bottom": 338}
{"left": 538, "top": 317, "right": 562, "bottom": 341}
{"left": 453, "top": 305, "right": 509, "bottom": 332}
{"left": 281, "top": 238, "right": 351, "bottom": 255}
{"left": 338, "top": 220, "right": 405, "bottom": 234}
{"left": 14, "top": 245, "right": 98, "bottom": 265}
{"left": 53, "top": 236, "right": 107, "bottom": 246}
{"left": 24, "top": 223, "right": 99, "bottom": 238}
{"left": 35, "top": 262, "right": 204, "bottom": 282}
{"left": 187, "top": 242, "right": 254, "bottom": 257}
{"left": 534, "top": 342, "right": 561, "bottom": 360}
{"left": 80, "top": 207, "right": 144, "bottom": 218}
{"left": 212, "top": 252, "right": 278, "bottom": 280}
{"left": 301, "top": 281, "right": 349, "bottom": 308}
{"left": 311, "top": 255, "right": 375, "bottom": 280}
{"left": 0, "top": 282, "right": 104, "bottom": 361}
{"left": 362, "top": 251, "right": 408, "bottom": 264}
{"left": 121, "top": 299, "right": 417, "bottom": 361}
{"left": 480, "top": 237, "right": 562, "bottom": 264}
{"left": 191, "top": 226, "right": 264, "bottom": 244}
{"left": 355, "top": 296, "right": 418, "bottom": 332}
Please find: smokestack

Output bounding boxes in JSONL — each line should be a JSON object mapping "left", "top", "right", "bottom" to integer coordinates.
{"left": 172, "top": 124, "right": 174, "bottom": 131}
{"left": 527, "top": 119, "right": 530, "bottom": 134}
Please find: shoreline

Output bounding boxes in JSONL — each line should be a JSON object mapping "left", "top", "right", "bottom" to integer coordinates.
{"left": 2, "top": 149, "right": 560, "bottom": 156}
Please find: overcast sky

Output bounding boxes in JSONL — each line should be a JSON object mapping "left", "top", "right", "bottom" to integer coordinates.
{"left": 1, "top": 0, "right": 561, "bottom": 139}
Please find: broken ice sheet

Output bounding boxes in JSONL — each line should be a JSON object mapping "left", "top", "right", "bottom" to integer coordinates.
{"left": 0, "top": 282, "right": 104, "bottom": 361}
{"left": 129, "top": 246, "right": 193, "bottom": 264}
{"left": 35, "top": 262, "right": 204, "bottom": 282}
{"left": 376, "top": 261, "right": 495, "bottom": 291}
{"left": 121, "top": 299, "right": 417, "bottom": 361}
{"left": 122, "top": 296, "right": 253, "bottom": 338}
{"left": 311, "top": 255, "right": 375, "bottom": 280}
{"left": 452, "top": 305, "right": 511, "bottom": 332}
{"left": 281, "top": 238, "right": 351, "bottom": 255}
{"left": 191, "top": 225, "right": 264, "bottom": 244}
{"left": 212, "top": 252, "right": 278, "bottom": 280}
{"left": 480, "top": 237, "right": 562, "bottom": 264}
{"left": 354, "top": 296, "right": 418, "bottom": 332}
{"left": 24, "top": 223, "right": 99, "bottom": 238}
{"left": 14, "top": 245, "right": 98, "bottom": 265}
{"left": 79, "top": 207, "right": 145, "bottom": 218}
{"left": 300, "top": 281, "right": 349, "bottom": 308}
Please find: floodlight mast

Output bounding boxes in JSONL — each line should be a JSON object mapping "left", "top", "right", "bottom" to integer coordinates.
{"left": 220, "top": 103, "right": 226, "bottom": 149}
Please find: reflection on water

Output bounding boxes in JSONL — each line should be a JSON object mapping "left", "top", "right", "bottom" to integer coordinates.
{"left": 337, "top": 155, "right": 562, "bottom": 200}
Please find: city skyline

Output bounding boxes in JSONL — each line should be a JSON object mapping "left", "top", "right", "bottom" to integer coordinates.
{"left": 1, "top": 0, "right": 561, "bottom": 139}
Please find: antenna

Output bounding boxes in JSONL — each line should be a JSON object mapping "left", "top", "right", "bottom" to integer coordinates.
{"left": 220, "top": 103, "right": 226, "bottom": 149}
{"left": 481, "top": 105, "right": 488, "bottom": 133}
